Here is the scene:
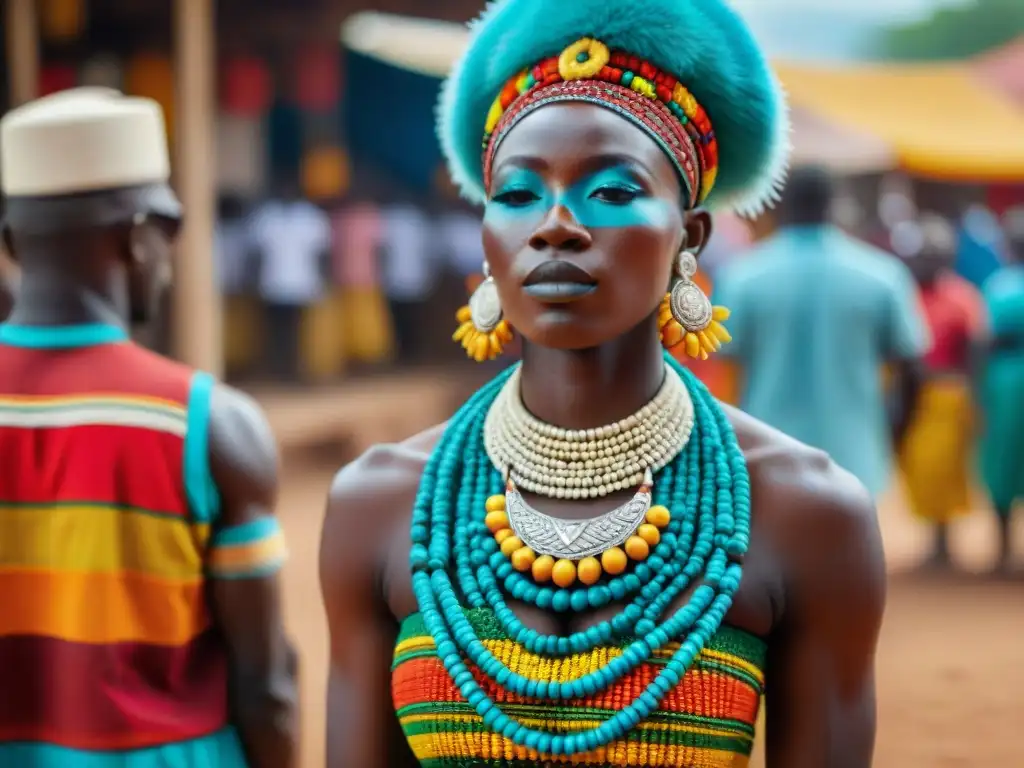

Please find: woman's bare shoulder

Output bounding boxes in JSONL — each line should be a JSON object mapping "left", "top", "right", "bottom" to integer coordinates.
{"left": 723, "top": 403, "right": 882, "bottom": 582}
{"left": 326, "top": 422, "right": 446, "bottom": 520}
{"left": 320, "top": 423, "right": 445, "bottom": 587}
{"left": 725, "top": 403, "right": 867, "bottom": 504}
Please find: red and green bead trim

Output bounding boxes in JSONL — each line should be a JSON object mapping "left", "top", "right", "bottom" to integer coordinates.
{"left": 484, "top": 79, "right": 700, "bottom": 205}
{"left": 482, "top": 38, "right": 720, "bottom": 205}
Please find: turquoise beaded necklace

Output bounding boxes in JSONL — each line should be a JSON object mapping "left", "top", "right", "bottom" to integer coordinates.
{"left": 408, "top": 352, "right": 751, "bottom": 757}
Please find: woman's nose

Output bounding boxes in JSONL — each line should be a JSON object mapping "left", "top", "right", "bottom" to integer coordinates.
{"left": 528, "top": 204, "right": 592, "bottom": 252}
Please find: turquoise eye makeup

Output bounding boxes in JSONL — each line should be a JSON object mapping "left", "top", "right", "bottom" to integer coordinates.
{"left": 564, "top": 166, "right": 673, "bottom": 229}
{"left": 487, "top": 168, "right": 551, "bottom": 217}
{"left": 485, "top": 164, "right": 674, "bottom": 229}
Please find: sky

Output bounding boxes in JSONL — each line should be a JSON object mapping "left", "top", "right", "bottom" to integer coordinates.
{"left": 730, "top": 0, "right": 971, "bottom": 22}
{"left": 728, "top": 0, "right": 975, "bottom": 60}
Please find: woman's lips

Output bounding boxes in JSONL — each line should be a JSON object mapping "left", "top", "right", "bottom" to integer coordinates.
{"left": 522, "top": 282, "right": 597, "bottom": 301}
{"left": 522, "top": 260, "right": 597, "bottom": 302}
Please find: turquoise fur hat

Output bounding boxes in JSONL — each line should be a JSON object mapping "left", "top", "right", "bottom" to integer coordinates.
{"left": 437, "top": 0, "right": 790, "bottom": 216}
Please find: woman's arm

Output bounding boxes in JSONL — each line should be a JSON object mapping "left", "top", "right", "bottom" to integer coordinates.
{"left": 764, "top": 460, "right": 887, "bottom": 767}
{"left": 320, "top": 437, "right": 439, "bottom": 768}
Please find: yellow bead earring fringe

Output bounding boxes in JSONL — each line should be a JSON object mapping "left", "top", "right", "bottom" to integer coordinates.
{"left": 453, "top": 262, "right": 513, "bottom": 362}
{"left": 658, "top": 250, "right": 731, "bottom": 360}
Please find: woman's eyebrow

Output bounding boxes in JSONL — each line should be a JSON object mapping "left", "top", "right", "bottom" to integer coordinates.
{"left": 576, "top": 153, "right": 655, "bottom": 180}
{"left": 492, "top": 154, "right": 549, "bottom": 173}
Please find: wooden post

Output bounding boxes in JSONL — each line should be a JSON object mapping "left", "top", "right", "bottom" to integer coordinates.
{"left": 2, "top": 0, "right": 37, "bottom": 282}
{"left": 5, "top": 0, "right": 39, "bottom": 106}
{"left": 173, "top": 0, "right": 222, "bottom": 375}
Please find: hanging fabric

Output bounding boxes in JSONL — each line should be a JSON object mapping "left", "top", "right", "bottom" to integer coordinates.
{"left": 222, "top": 56, "right": 273, "bottom": 117}
{"left": 41, "top": 0, "right": 85, "bottom": 42}
{"left": 293, "top": 43, "right": 341, "bottom": 112}
{"left": 39, "top": 65, "right": 78, "bottom": 96}
{"left": 301, "top": 145, "right": 350, "bottom": 201}
{"left": 125, "top": 53, "right": 175, "bottom": 143}
{"left": 216, "top": 113, "right": 268, "bottom": 196}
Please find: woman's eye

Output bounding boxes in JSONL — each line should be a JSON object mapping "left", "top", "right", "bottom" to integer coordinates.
{"left": 493, "top": 189, "right": 540, "bottom": 206}
{"left": 591, "top": 186, "right": 640, "bottom": 204}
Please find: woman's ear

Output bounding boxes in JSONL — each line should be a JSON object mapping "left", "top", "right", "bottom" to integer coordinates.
{"left": 683, "top": 208, "right": 713, "bottom": 256}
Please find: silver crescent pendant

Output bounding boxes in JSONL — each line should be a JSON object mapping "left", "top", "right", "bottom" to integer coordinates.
{"left": 505, "top": 469, "right": 654, "bottom": 560}
{"left": 469, "top": 277, "right": 502, "bottom": 333}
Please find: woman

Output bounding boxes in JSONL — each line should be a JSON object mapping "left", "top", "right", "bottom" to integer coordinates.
{"left": 979, "top": 207, "right": 1024, "bottom": 572}
{"left": 892, "top": 215, "right": 985, "bottom": 569}
{"left": 320, "top": 1, "right": 885, "bottom": 765}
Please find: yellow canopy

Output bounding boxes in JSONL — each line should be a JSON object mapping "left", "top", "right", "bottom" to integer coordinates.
{"left": 776, "top": 61, "right": 1024, "bottom": 182}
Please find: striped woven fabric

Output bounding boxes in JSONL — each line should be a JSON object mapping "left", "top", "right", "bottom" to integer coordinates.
{"left": 392, "top": 608, "right": 766, "bottom": 767}
{"left": 0, "top": 334, "right": 254, "bottom": 765}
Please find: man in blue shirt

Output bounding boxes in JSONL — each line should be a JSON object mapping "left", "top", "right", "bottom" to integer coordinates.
{"left": 714, "top": 166, "right": 930, "bottom": 498}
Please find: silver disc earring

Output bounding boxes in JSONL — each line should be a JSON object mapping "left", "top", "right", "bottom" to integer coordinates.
{"left": 454, "top": 260, "right": 513, "bottom": 362}
{"left": 469, "top": 260, "right": 503, "bottom": 333}
{"left": 669, "top": 249, "right": 712, "bottom": 334}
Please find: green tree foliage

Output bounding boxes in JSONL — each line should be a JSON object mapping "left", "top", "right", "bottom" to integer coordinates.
{"left": 881, "top": 0, "right": 1024, "bottom": 60}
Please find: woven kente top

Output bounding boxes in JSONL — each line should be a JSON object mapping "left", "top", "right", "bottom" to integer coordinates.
{"left": 391, "top": 608, "right": 766, "bottom": 767}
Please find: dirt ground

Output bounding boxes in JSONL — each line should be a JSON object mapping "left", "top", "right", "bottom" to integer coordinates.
{"left": 277, "top": 449, "right": 1024, "bottom": 767}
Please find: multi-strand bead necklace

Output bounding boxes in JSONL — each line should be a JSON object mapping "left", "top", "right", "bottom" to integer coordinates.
{"left": 482, "top": 364, "right": 695, "bottom": 587}
{"left": 484, "top": 364, "right": 694, "bottom": 498}
{"left": 408, "top": 353, "right": 751, "bottom": 758}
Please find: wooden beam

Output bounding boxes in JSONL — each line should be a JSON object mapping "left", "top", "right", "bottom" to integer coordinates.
{"left": 5, "top": 0, "right": 39, "bottom": 106}
{"left": 173, "top": 0, "right": 222, "bottom": 375}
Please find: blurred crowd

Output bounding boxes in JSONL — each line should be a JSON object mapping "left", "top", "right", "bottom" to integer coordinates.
{"left": 210, "top": 178, "right": 486, "bottom": 382}
{"left": 709, "top": 167, "right": 1024, "bottom": 571}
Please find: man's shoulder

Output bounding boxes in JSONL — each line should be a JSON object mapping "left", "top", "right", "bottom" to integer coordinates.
{"left": 88, "top": 342, "right": 199, "bottom": 403}
{"left": 829, "top": 232, "right": 915, "bottom": 293}
{"left": 726, "top": 404, "right": 882, "bottom": 582}
{"left": 714, "top": 238, "right": 784, "bottom": 289}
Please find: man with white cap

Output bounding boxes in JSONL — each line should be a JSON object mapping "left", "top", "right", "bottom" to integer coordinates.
{"left": 0, "top": 88, "right": 297, "bottom": 767}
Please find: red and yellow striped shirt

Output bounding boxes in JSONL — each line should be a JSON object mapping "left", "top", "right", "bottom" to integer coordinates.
{"left": 0, "top": 323, "right": 281, "bottom": 764}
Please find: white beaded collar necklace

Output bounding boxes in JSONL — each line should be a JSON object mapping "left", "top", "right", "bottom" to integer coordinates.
{"left": 483, "top": 364, "right": 695, "bottom": 500}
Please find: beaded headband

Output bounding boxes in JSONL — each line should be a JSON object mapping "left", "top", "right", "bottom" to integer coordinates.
{"left": 482, "top": 39, "right": 717, "bottom": 210}
{"left": 438, "top": 0, "right": 790, "bottom": 215}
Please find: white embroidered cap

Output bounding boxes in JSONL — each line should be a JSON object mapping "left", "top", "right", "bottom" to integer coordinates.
{"left": 1, "top": 87, "right": 170, "bottom": 197}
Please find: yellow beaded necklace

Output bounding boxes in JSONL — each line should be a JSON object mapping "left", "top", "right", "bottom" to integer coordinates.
{"left": 485, "top": 490, "right": 673, "bottom": 588}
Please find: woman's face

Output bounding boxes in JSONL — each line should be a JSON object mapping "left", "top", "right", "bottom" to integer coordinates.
{"left": 483, "top": 102, "right": 710, "bottom": 350}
